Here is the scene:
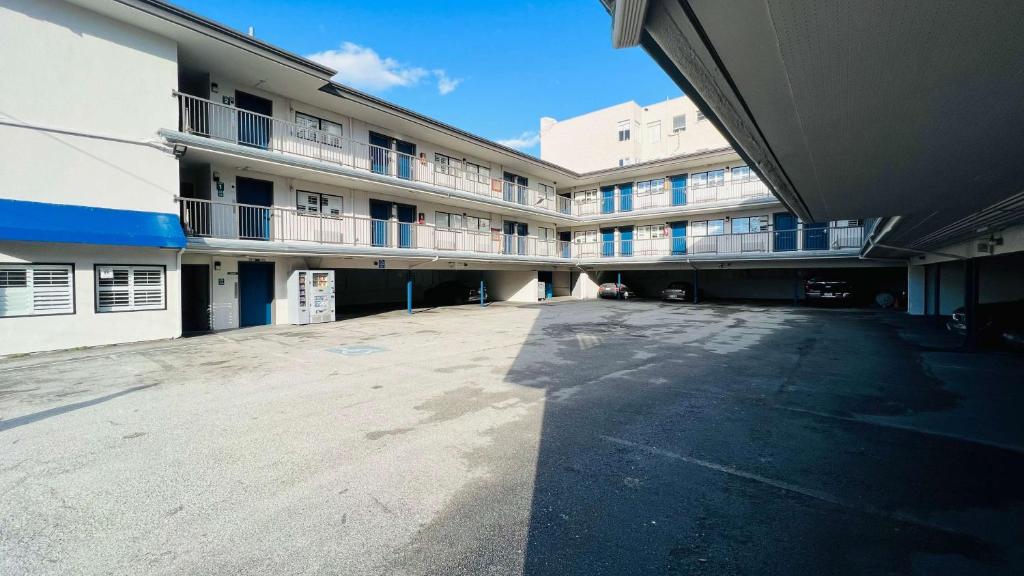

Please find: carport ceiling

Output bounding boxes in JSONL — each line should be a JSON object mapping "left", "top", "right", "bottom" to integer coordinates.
{"left": 635, "top": 0, "right": 1024, "bottom": 240}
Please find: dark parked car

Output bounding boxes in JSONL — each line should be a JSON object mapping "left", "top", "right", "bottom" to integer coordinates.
{"left": 804, "top": 277, "right": 855, "bottom": 304}
{"left": 946, "top": 299, "right": 1024, "bottom": 346}
{"left": 598, "top": 282, "right": 635, "bottom": 299}
{"left": 425, "top": 281, "right": 486, "bottom": 305}
{"left": 660, "top": 281, "right": 697, "bottom": 302}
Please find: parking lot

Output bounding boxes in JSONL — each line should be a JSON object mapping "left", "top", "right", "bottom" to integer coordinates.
{"left": 2, "top": 300, "right": 1022, "bottom": 575}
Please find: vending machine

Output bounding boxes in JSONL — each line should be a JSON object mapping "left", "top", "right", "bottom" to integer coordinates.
{"left": 288, "top": 270, "right": 336, "bottom": 325}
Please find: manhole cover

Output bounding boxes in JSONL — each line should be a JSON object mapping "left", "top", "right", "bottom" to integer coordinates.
{"left": 326, "top": 345, "right": 386, "bottom": 356}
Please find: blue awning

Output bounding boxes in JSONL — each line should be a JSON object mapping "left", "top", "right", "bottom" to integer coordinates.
{"left": 0, "top": 199, "right": 186, "bottom": 249}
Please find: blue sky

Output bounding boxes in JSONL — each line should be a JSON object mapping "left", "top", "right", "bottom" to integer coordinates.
{"left": 174, "top": 0, "right": 682, "bottom": 156}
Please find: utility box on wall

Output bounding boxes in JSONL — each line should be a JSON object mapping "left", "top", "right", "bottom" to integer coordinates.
{"left": 288, "top": 270, "right": 336, "bottom": 325}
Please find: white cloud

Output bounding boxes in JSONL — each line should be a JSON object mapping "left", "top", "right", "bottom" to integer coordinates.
{"left": 497, "top": 131, "right": 541, "bottom": 150}
{"left": 307, "top": 42, "right": 428, "bottom": 91}
{"left": 434, "top": 70, "right": 462, "bottom": 95}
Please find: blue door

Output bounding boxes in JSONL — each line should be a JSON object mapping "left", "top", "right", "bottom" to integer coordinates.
{"left": 396, "top": 140, "right": 416, "bottom": 180}
{"left": 619, "top": 226, "right": 633, "bottom": 257}
{"left": 235, "top": 91, "right": 272, "bottom": 149}
{"left": 369, "top": 132, "right": 391, "bottom": 175}
{"left": 236, "top": 177, "right": 273, "bottom": 240}
{"left": 601, "top": 228, "right": 615, "bottom": 257}
{"left": 370, "top": 200, "right": 390, "bottom": 246}
{"left": 504, "top": 172, "right": 527, "bottom": 204}
{"left": 803, "top": 222, "right": 828, "bottom": 250}
{"left": 238, "top": 261, "right": 274, "bottom": 327}
{"left": 601, "top": 186, "right": 615, "bottom": 214}
{"left": 396, "top": 204, "right": 416, "bottom": 248}
{"left": 670, "top": 221, "right": 687, "bottom": 255}
{"left": 618, "top": 183, "right": 633, "bottom": 212}
{"left": 671, "top": 174, "right": 687, "bottom": 206}
{"left": 773, "top": 212, "right": 797, "bottom": 252}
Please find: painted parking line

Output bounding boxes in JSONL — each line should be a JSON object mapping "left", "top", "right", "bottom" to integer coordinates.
{"left": 599, "top": 434, "right": 967, "bottom": 536}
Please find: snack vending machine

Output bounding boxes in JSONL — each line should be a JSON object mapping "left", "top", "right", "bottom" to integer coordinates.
{"left": 288, "top": 270, "right": 335, "bottom": 325}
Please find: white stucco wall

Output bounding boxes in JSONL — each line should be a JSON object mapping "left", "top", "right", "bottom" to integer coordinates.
{"left": 0, "top": 0, "right": 179, "bottom": 214}
{"left": 1, "top": 243, "right": 181, "bottom": 356}
{"left": 484, "top": 270, "right": 539, "bottom": 303}
{"left": 571, "top": 271, "right": 600, "bottom": 299}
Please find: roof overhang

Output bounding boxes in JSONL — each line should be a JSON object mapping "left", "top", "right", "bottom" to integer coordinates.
{"left": 616, "top": 0, "right": 1024, "bottom": 253}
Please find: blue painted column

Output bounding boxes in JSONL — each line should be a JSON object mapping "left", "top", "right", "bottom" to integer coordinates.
{"left": 480, "top": 279, "right": 486, "bottom": 308}
{"left": 407, "top": 272, "right": 413, "bottom": 315}
{"left": 617, "top": 272, "right": 622, "bottom": 300}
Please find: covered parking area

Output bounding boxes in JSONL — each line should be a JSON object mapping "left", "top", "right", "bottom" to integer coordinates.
{"left": 593, "top": 260, "right": 906, "bottom": 305}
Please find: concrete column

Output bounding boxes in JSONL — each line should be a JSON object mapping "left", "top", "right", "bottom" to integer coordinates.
{"left": 572, "top": 270, "right": 599, "bottom": 299}
{"left": 693, "top": 268, "right": 700, "bottom": 304}
{"left": 907, "top": 264, "right": 927, "bottom": 315}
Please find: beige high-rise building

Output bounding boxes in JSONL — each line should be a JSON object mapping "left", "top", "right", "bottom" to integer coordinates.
{"left": 539, "top": 95, "right": 729, "bottom": 172}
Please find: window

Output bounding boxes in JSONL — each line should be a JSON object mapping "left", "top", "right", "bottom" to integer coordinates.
{"left": 618, "top": 157, "right": 632, "bottom": 167}
{"left": 731, "top": 216, "right": 767, "bottom": 234}
{"left": 696, "top": 110, "right": 706, "bottom": 122}
{"left": 690, "top": 169, "right": 726, "bottom": 188}
{"left": 691, "top": 220, "right": 724, "bottom": 236}
{"left": 437, "top": 211, "right": 487, "bottom": 230}
{"left": 635, "top": 225, "right": 667, "bottom": 240}
{"left": 296, "top": 191, "right": 342, "bottom": 216}
{"left": 574, "top": 230, "right": 598, "bottom": 243}
{"left": 435, "top": 153, "right": 462, "bottom": 176}
{"left": 464, "top": 161, "right": 490, "bottom": 184}
{"left": 538, "top": 227, "right": 553, "bottom": 241}
{"left": 617, "top": 120, "right": 631, "bottom": 142}
{"left": 538, "top": 183, "right": 555, "bottom": 201}
{"left": 732, "top": 165, "right": 753, "bottom": 181}
{"left": 295, "top": 112, "right": 343, "bottom": 147}
{"left": 636, "top": 178, "right": 665, "bottom": 196}
{"left": 95, "top": 265, "right": 165, "bottom": 313}
{"left": 647, "top": 121, "right": 661, "bottom": 143}
{"left": 0, "top": 264, "right": 74, "bottom": 317}
{"left": 574, "top": 189, "right": 598, "bottom": 203}
{"left": 672, "top": 114, "right": 686, "bottom": 132}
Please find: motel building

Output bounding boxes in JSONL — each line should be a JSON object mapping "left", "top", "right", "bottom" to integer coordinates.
{"left": 2, "top": 0, "right": 900, "bottom": 356}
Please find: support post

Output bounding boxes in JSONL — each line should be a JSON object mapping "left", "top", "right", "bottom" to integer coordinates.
{"left": 793, "top": 270, "right": 800, "bottom": 305}
{"left": 963, "top": 258, "right": 978, "bottom": 349}
{"left": 480, "top": 279, "right": 486, "bottom": 308}
{"left": 934, "top": 263, "right": 942, "bottom": 321}
{"left": 407, "top": 272, "right": 413, "bottom": 315}
{"left": 693, "top": 268, "right": 699, "bottom": 304}
{"left": 617, "top": 272, "right": 622, "bottom": 300}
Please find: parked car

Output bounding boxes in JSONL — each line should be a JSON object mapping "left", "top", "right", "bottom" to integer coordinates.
{"left": 804, "top": 277, "right": 855, "bottom": 304}
{"left": 946, "top": 299, "right": 1024, "bottom": 345}
{"left": 425, "top": 281, "right": 486, "bottom": 305}
{"left": 660, "top": 281, "right": 696, "bottom": 302}
{"left": 598, "top": 282, "right": 635, "bottom": 299}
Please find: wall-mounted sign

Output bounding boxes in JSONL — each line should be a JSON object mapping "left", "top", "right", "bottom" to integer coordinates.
{"left": 98, "top": 267, "right": 114, "bottom": 280}
{"left": 377, "top": 260, "right": 386, "bottom": 269}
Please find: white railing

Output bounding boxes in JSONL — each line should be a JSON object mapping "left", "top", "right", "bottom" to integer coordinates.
{"left": 179, "top": 197, "right": 569, "bottom": 258}
{"left": 572, "top": 177, "right": 773, "bottom": 216}
{"left": 176, "top": 92, "right": 565, "bottom": 215}
{"left": 570, "top": 226, "right": 864, "bottom": 258}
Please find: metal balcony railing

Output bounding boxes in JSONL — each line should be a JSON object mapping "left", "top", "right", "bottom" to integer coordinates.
{"left": 570, "top": 226, "right": 864, "bottom": 258}
{"left": 175, "top": 92, "right": 567, "bottom": 215}
{"left": 178, "top": 197, "right": 569, "bottom": 258}
{"left": 571, "top": 177, "right": 773, "bottom": 216}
